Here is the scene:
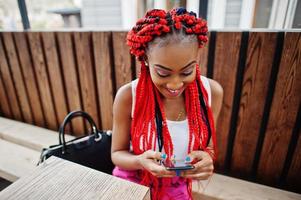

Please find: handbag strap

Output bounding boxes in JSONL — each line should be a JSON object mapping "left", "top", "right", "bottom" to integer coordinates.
{"left": 59, "top": 110, "right": 99, "bottom": 152}
{"left": 196, "top": 81, "right": 212, "bottom": 146}
{"left": 155, "top": 98, "right": 163, "bottom": 152}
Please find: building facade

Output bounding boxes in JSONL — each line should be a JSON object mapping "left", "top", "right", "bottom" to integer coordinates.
{"left": 81, "top": 0, "right": 301, "bottom": 30}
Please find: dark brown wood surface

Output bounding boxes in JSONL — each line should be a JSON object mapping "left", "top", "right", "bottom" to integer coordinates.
{"left": 135, "top": 58, "right": 141, "bottom": 78}
{"left": 0, "top": 33, "right": 22, "bottom": 121}
{"left": 0, "top": 74, "right": 11, "bottom": 117}
{"left": 74, "top": 32, "right": 100, "bottom": 128}
{"left": 257, "top": 32, "right": 301, "bottom": 185}
{"left": 27, "top": 32, "right": 57, "bottom": 130}
{"left": 2, "top": 33, "right": 33, "bottom": 124}
{"left": 56, "top": 32, "right": 84, "bottom": 135}
{"left": 286, "top": 130, "right": 301, "bottom": 192}
{"left": 41, "top": 32, "right": 68, "bottom": 127}
{"left": 213, "top": 32, "right": 242, "bottom": 169}
{"left": 92, "top": 32, "right": 114, "bottom": 130}
{"left": 13, "top": 32, "right": 45, "bottom": 127}
{"left": 0, "top": 31, "right": 300, "bottom": 193}
{"left": 112, "top": 32, "right": 132, "bottom": 90}
{"left": 231, "top": 32, "right": 277, "bottom": 176}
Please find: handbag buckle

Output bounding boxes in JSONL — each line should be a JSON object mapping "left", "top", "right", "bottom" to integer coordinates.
{"left": 106, "top": 130, "right": 112, "bottom": 136}
{"left": 94, "top": 133, "right": 102, "bottom": 142}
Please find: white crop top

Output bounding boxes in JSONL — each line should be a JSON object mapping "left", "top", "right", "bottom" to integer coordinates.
{"left": 131, "top": 76, "right": 211, "bottom": 160}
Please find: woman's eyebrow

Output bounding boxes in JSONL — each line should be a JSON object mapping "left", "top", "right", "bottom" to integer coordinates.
{"left": 154, "top": 61, "right": 196, "bottom": 71}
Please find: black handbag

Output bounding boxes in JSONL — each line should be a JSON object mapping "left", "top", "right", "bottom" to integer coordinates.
{"left": 38, "top": 110, "right": 115, "bottom": 174}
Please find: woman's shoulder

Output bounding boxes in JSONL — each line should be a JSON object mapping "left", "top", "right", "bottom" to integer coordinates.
{"left": 200, "top": 76, "right": 222, "bottom": 94}
{"left": 116, "top": 82, "right": 132, "bottom": 97}
{"left": 206, "top": 77, "right": 224, "bottom": 121}
{"left": 207, "top": 78, "right": 223, "bottom": 97}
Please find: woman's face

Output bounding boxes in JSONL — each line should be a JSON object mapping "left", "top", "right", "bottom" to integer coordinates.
{"left": 147, "top": 41, "right": 199, "bottom": 99}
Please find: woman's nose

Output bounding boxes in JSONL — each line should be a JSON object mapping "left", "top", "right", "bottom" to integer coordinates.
{"left": 166, "top": 77, "right": 184, "bottom": 90}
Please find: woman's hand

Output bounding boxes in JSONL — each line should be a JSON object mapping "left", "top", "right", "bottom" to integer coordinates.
{"left": 181, "top": 150, "right": 214, "bottom": 180}
{"left": 138, "top": 150, "right": 176, "bottom": 178}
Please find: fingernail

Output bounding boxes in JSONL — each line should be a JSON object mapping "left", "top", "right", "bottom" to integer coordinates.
{"left": 161, "top": 153, "right": 167, "bottom": 160}
{"left": 185, "top": 156, "right": 191, "bottom": 162}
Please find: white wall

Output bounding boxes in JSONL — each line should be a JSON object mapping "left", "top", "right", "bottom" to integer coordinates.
{"left": 210, "top": 0, "right": 227, "bottom": 29}
{"left": 239, "top": 0, "right": 256, "bottom": 29}
{"left": 154, "top": 0, "right": 167, "bottom": 10}
{"left": 121, "top": 0, "right": 137, "bottom": 30}
{"left": 81, "top": 0, "right": 122, "bottom": 29}
{"left": 186, "top": 0, "right": 199, "bottom": 16}
{"left": 269, "top": 0, "right": 298, "bottom": 29}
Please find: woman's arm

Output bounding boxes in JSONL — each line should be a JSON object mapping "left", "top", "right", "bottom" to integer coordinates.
{"left": 205, "top": 78, "right": 224, "bottom": 151}
{"left": 208, "top": 78, "right": 224, "bottom": 126}
{"left": 111, "top": 83, "right": 143, "bottom": 170}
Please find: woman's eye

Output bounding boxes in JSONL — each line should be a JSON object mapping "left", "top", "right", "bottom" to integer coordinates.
{"left": 182, "top": 70, "right": 193, "bottom": 76}
{"left": 156, "top": 70, "right": 170, "bottom": 77}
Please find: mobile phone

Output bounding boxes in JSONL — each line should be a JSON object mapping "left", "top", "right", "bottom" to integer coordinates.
{"left": 163, "top": 159, "right": 194, "bottom": 171}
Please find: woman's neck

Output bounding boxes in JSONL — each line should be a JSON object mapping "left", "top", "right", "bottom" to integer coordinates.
{"left": 162, "top": 94, "right": 186, "bottom": 121}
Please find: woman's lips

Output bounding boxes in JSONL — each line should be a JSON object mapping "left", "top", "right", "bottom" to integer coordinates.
{"left": 165, "top": 87, "right": 184, "bottom": 97}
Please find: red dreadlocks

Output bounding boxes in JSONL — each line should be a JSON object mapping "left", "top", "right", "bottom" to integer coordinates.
{"left": 127, "top": 7, "right": 216, "bottom": 199}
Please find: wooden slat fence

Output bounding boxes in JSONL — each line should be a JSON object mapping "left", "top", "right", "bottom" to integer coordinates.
{"left": 0, "top": 31, "right": 300, "bottom": 193}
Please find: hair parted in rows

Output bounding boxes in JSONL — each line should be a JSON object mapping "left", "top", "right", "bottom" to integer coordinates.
{"left": 126, "top": 7, "right": 216, "bottom": 199}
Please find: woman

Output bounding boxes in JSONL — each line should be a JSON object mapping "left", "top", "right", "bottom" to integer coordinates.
{"left": 111, "top": 7, "right": 223, "bottom": 200}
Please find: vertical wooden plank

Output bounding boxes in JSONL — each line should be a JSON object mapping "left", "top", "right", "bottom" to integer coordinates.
{"left": 27, "top": 32, "right": 57, "bottom": 130}
{"left": 92, "top": 32, "right": 114, "bottom": 130}
{"left": 135, "top": 58, "right": 141, "bottom": 79}
{"left": 198, "top": 32, "right": 210, "bottom": 76}
{"left": 0, "top": 73, "right": 12, "bottom": 117}
{"left": 212, "top": 32, "right": 242, "bottom": 170}
{"left": 2, "top": 32, "right": 33, "bottom": 123}
{"left": 13, "top": 32, "right": 45, "bottom": 127}
{"left": 57, "top": 32, "right": 84, "bottom": 135}
{"left": 112, "top": 32, "right": 132, "bottom": 90}
{"left": 41, "top": 32, "right": 68, "bottom": 126}
{"left": 74, "top": 32, "right": 100, "bottom": 129}
{"left": 257, "top": 32, "right": 301, "bottom": 184}
{"left": 231, "top": 32, "right": 278, "bottom": 177}
{"left": 286, "top": 129, "right": 301, "bottom": 192}
{"left": 0, "top": 33, "right": 22, "bottom": 121}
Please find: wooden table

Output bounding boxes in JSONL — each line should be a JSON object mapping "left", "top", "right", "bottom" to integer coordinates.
{"left": 1, "top": 154, "right": 300, "bottom": 200}
{"left": 0, "top": 157, "right": 150, "bottom": 200}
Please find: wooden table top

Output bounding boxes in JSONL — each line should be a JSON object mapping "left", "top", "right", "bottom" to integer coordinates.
{"left": 0, "top": 157, "right": 150, "bottom": 200}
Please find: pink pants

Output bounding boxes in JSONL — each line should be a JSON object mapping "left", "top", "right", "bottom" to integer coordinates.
{"left": 113, "top": 167, "right": 191, "bottom": 200}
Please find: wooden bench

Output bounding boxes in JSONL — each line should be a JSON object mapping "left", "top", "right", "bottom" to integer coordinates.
{"left": 0, "top": 117, "right": 74, "bottom": 182}
{"left": 192, "top": 174, "right": 301, "bottom": 200}
{"left": 0, "top": 139, "right": 39, "bottom": 182}
{"left": 0, "top": 117, "right": 300, "bottom": 199}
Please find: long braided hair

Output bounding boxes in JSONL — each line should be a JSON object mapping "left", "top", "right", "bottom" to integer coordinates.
{"left": 127, "top": 7, "right": 216, "bottom": 199}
